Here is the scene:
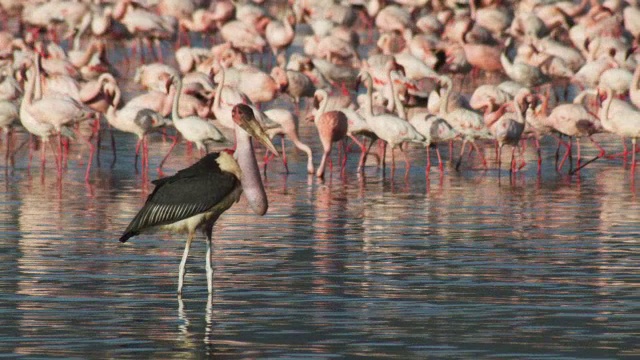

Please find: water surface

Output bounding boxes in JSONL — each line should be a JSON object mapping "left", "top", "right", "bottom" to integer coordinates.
{"left": 0, "top": 124, "right": 638, "bottom": 359}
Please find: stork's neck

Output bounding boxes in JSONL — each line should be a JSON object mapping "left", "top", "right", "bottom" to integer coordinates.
{"left": 234, "top": 125, "right": 268, "bottom": 216}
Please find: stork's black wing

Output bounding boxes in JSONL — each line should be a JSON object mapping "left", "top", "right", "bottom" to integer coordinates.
{"left": 119, "top": 153, "right": 239, "bottom": 242}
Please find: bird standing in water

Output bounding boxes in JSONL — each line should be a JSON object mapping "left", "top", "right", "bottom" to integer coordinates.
{"left": 119, "top": 104, "right": 279, "bottom": 295}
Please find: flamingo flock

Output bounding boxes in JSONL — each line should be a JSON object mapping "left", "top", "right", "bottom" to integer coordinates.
{"left": 0, "top": 0, "right": 639, "bottom": 185}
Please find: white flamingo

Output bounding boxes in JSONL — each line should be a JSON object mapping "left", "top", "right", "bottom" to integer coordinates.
{"left": 599, "top": 86, "right": 640, "bottom": 173}
{"left": 438, "top": 75, "right": 492, "bottom": 170}
{"left": 159, "top": 76, "right": 226, "bottom": 169}
{"left": 359, "top": 70, "right": 426, "bottom": 175}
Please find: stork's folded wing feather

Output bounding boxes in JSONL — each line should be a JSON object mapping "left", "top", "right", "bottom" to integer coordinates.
{"left": 120, "top": 153, "right": 239, "bottom": 242}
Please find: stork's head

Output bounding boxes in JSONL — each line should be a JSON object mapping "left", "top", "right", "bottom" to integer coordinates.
{"left": 231, "top": 104, "right": 279, "bottom": 157}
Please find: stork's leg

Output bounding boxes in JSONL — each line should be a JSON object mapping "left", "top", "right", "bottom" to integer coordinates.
{"left": 205, "top": 224, "right": 215, "bottom": 294}
{"left": 177, "top": 232, "right": 194, "bottom": 295}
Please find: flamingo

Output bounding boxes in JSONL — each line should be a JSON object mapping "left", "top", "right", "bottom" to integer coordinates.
{"left": 113, "top": 0, "right": 177, "bottom": 62}
{"left": 629, "top": 64, "right": 640, "bottom": 108}
{"left": 212, "top": 66, "right": 250, "bottom": 130}
{"left": 624, "top": 0, "right": 640, "bottom": 39}
{"left": 220, "top": 20, "right": 266, "bottom": 55}
{"left": 262, "top": 108, "right": 314, "bottom": 175}
{"left": 375, "top": 5, "right": 411, "bottom": 34}
{"left": 501, "top": 38, "right": 550, "bottom": 87}
{"left": 339, "top": 107, "right": 378, "bottom": 172}
{"left": 310, "top": 89, "right": 348, "bottom": 178}
{"left": 598, "top": 68, "right": 633, "bottom": 96}
{"left": 279, "top": 66, "right": 316, "bottom": 110}
{"left": 485, "top": 90, "right": 532, "bottom": 174}
{"left": 213, "top": 64, "right": 286, "bottom": 104}
{"left": 0, "top": 70, "right": 21, "bottom": 101}
{"left": 408, "top": 110, "right": 458, "bottom": 174}
{"left": 19, "top": 67, "right": 57, "bottom": 169}
{"left": 134, "top": 63, "right": 179, "bottom": 93}
{"left": 265, "top": 12, "right": 296, "bottom": 57}
{"left": 126, "top": 77, "right": 176, "bottom": 117}
{"left": 358, "top": 70, "right": 426, "bottom": 175}
{"left": 21, "top": 56, "right": 94, "bottom": 177}
{"left": 104, "top": 80, "right": 167, "bottom": 170}
{"left": 438, "top": 75, "right": 492, "bottom": 170}
{"left": 599, "top": 86, "right": 640, "bottom": 173}
{"left": 0, "top": 100, "right": 18, "bottom": 157}
{"left": 159, "top": 76, "right": 226, "bottom": 169}
{"left": 542, "top": 89, "right": 605, "bottom": 172}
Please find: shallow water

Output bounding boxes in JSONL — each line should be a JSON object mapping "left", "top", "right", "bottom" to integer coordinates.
{"left": 0, "top": 122, "right": 638, "bottom": 358}
{"left": 0, "top": 19, "right": 638, "bottom": 358}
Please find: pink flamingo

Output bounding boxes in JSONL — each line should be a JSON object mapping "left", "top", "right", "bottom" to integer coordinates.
{"left": 310, "top": 89, "right": 348, "bottom": 179}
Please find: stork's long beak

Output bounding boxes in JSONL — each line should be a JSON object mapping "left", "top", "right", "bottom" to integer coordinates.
{"left": 237, "top": 115, "right": 280, "bottom": 157}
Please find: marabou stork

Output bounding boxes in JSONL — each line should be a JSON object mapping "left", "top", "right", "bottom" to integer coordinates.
{"left": 119, "top": 104, "right": 279, "bottom": 295}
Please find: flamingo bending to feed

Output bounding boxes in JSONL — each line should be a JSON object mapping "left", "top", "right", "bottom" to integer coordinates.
{"left": 104, "top": 83, "right": 167, "bottom": 170}
{"left": 485, "top": 90, "right": 533, "bottom": 174}
{"left": 310, "top": 89, "right": 348, "bottom": 179}
{"left": 120, "top": 104, "right": 280, "bottom": 295}
{"left": 262, "top": 108, "right": 314, "bottom": 175}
